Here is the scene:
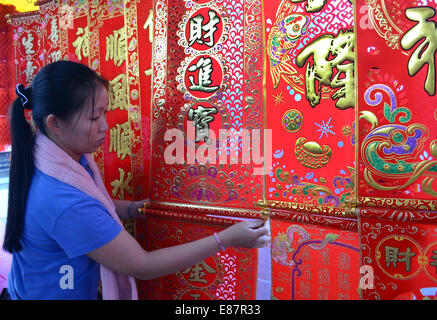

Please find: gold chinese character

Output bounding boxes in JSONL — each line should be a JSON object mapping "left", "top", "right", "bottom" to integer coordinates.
{"left": 189, "top": 293, "right": 201, "bottom": 300}
{"left": 188, "top": 10, "right": 220, "bottom": 48}
{"left": 291, "top": 0, "right": 327, "bottom": 13}
{"left": 108, "top": 73, "right": 128, "bottom": 111}
{"left": 291, "top": 0, "right": 353, "bottom": 13}
{"left": 110, "top": 168, "right": 133, "bottom": 200}
{"left": 72, "top": 26, "right": 89, "bottom": 61}
{"left": 109, "top": 121, "right": 131, "bottom": 160}
{"left": 188, "top": 57, "right": 220, "bottom": 93}
{"left": 430, "top": 250, "right": 437, "bottom": 274}
{"left": 143, "top": 8, "right": 153, "bottom": 76}
{"left": 182, "top": 261, "right": 216, "bottom": 284}
{"left": 296, "top": 29, "right": 355, "bottom": 109}
{"left": 385, "top": 246, "right": 417, "bottom": 273}
{"left": 23, "top": 60, "right": 37, "bottom": 83}
{"left": 143, "top": 8, "right": 153, "bottom": 43}
{"left": 187, "top": 105, "right": 218, "bottom": 144}
{"left": 106, "top": 27, "right": 126, "bottom": 67}
{"left": 337, "top": 272, "right": 350, "bottom": 291}
{"left": 22, "top": 32, "right": 35, "bottom": 55}
{"left": 400, "top": 6, "right": 437, "bottom": 96}
{"left": 338, "top": 253, "right": 351, "bottom": 271}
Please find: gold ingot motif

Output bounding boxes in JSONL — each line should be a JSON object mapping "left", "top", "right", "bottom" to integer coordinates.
{"left": 294, "top": 137, "right": 332, "bottom": 169}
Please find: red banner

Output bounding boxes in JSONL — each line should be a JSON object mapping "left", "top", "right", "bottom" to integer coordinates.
{"left": 150, "top": 0, "right": 265, "bottom": 211}
{"left": 356, "top": 0, "right": 437, "bottom": 203}
{"left": 356, "top": 0, "right": 437, "bottom": 300}
{"left": 8, "top": 0, "right": 260, "bottom": 300}
{"left": 360, "top": 208, "right": 437, "bottom": 300}
{"left": 264, "top": 0, "right": 355, "bottom": 211}
{"left": 271, "top": 219, "right": 360, "bottom": 300}
{"left": 136, "top": 213, "right": 258, "bottom": 300}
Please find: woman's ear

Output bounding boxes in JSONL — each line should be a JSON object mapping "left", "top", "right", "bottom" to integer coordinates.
{"left": 45, "top": 114, "right": 64, "bottom": 136}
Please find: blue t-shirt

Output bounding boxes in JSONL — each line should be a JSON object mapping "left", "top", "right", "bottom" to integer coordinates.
{"left": 8, "top": 156, "right": 122, "bottom": 300}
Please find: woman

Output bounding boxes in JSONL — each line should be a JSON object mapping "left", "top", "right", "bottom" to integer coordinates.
{"left": 3, "top": 61, "right": 270, "bottom": 300}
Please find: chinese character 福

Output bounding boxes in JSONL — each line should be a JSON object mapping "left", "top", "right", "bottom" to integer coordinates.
{"left": 72, "top": 26, "right": 89, "bottom": 61}
{"left": 400, "top": 6, "right": 437, "bottom": 96}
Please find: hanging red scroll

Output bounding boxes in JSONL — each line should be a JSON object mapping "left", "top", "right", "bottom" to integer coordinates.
{"left": 359, "top": 208, "right": 437, "bottom": 300}
{"left": 356, "top": 0, "right": 437, "bottom": 299}
{"left": 7, "top": 0, "right": 260, "bottom": 301}
{"left": 141, "top": 0, "right": 262, "bottom": 299}
{"left": 150, "top": 0, "right": 265, "bottom": 211}
{"left": 356, "top": 0, "right": 437, "bottom": 203}
{"left": 136, "top": 212, "right": 258, "bottom": 300}
{"left": 38, "top": 0, "right": 60, "bottom": 66}
{"left": 0, "top": 5, "right": 16, "bottom": 152}
{"left": 58, "top": 0, "right": 150, "bottom": 216}
{"left": 9, "top": 11, "right": 42, "bottom": 87}
{"left": 263, "top": 0, "right": 360, "bottom": 300}
{"left": 264, "top": 0, "right": 356, "bottom": 211}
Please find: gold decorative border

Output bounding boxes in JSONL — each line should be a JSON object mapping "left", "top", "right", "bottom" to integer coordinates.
{"left": 257, "top": 199, "right": 357, "bottom": 218}
{"left": 6, "top": 10, "right": 40, "bottom": 21}
{"left": 35, "top": 0, "right": 53, "bottom": 6}
{"left": 141, "top": 207, "right": 240, "bottom": 227}
{"left": 357, "top": 196, "right": 437, "bottom": 212}
{"left": 145, "top": 201, "right": 265, "bottom": 219}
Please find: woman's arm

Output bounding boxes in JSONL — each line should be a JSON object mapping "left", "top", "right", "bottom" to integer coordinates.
{"left": 86, "top": 219, "right": 270, "bottom": 280}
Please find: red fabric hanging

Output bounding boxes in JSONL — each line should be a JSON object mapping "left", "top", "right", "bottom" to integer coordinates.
{"left": 0, "top": 4, "right": 16, "bottom": 152}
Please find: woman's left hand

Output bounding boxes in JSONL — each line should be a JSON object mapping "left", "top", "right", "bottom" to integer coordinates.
{"left": 128, "top": 199, "right": 151, "bottom": 219}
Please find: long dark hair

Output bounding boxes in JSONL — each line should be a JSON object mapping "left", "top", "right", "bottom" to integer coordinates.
{"left": 3, "top": 60, "right": 108, "bottom": 253}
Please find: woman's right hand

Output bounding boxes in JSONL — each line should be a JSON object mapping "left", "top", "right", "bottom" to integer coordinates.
{"left": 218, "top": 219, "right": 271, "bottom": 249}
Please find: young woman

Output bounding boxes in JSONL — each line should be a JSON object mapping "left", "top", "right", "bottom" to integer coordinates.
{"left": 3, "top": 61, "right": 270, "bottom": 300}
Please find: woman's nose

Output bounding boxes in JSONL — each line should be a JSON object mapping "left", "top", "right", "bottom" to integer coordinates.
{"left": 101, "top": 116, "right": 109, "bottom": 133}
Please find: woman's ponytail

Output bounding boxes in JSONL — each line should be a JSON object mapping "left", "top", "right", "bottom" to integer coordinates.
{"left": 3, "top": 85, "right": 35, "bottom": 253}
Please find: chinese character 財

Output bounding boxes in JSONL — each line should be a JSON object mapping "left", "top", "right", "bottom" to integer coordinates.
{"left": 188, "top": 105, "right": 218, "bottom": 144}
{"left": 400, "top": 6, "right": 437, "bottom": 96}
{"left": 385, "top": 246, "right": 417, "bottom": 273}
{"left": 296, "top": 29, "right": 355, "bottom": 109}
{"left": 188, "top": 57, "right": 220, "bottom": 93}
{"left": 188, "top": 9, "right": 221, "bottom": 48}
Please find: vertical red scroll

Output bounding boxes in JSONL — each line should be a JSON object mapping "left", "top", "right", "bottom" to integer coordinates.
{"left": 264, "top": 0, "right": 360, "bottom": 300}
{"left": 356, "top": 0, "right": 437, "bottom": 300}
{"left": 0, "top": 5, "right": 16, "bottom": 152}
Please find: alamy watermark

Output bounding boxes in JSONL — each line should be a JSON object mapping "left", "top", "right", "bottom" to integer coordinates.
{"left": 360, "top": 265, "right": 374, "bottom": 290}
{"left": 164, "top": 126, "right": 272, "bottom": 175}
{"left": 59, "top": 265, "right": 74, "bottom": 290}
